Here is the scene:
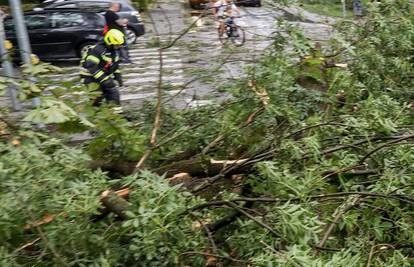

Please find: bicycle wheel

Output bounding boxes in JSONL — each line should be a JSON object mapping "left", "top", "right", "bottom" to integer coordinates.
{"left": 218, "top": 26, "right": 228, "bottom": 45}
{"left": 230, "top": 25, "right": 245, "bottom": 47}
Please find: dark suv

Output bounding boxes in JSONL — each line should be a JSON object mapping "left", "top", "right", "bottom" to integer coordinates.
{"left": 5, "top": 9, "right": 104, "bottom": 60}
{"left": 42, "top": 0, "right": 145, "bottom": 44}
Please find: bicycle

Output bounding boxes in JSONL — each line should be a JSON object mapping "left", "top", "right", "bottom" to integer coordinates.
{"left": 218, "top": 16, "right": 245, "bottom": 46}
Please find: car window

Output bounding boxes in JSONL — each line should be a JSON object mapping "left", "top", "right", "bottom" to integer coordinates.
{"left": 4, "top": 18, "right": 15, "bottom": 32}
{"left": 25, "top": 14, "right": 48, "bottom": 30}
{"left": 78, "top": 2, "right": 109, "bottom": 9}
{"left": 120, "top": 5, "right": 134, "bottom": 11}
{"left": 84, "top": 13, "right": 105, "bottom": 27}
{"left": 49, "top": 12, "right": 85, "bottom": 28}
{"left": 54, "top": 3, "right": 77, "bottom": 8}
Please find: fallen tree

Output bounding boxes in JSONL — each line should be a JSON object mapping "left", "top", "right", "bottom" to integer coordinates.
{"left": 1, "top": 0, "right": 414, "bottom": 266}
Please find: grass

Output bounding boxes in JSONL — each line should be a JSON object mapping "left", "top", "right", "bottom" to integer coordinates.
{"left": 22, "top": 4, "right": 37, "bottom": 11}
{"left": 300, "top": 0, "right": 370, "bottom": 18}
{"left": 301, "top": 3, "right": 351, "bottom": 18}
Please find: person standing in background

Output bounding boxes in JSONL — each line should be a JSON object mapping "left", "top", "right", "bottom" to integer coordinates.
{"left": 353, "top": 0, "right": 363, "bottom": 17}
{"left": 104, "top": 2, "right": 133, "bottom": 64}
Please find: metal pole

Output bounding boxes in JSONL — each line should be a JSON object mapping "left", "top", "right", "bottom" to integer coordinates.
{"left": 341, "top": 0, "right": 347, "bottom": 18}
{"left": 8, "top": 0, "right": 40, "bottom": 106}
{"left": 0, "top": 10, "right": 20, "bottom": 110}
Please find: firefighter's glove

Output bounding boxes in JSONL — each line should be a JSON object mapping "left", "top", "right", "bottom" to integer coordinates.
{"left": 101, "top": 78, "right": 116, "bottom": 90}
{"left": 114, "top": 73, "right": 123, "bottom": 87}
{"left": 106, "top": 62, "right": 120, "bottom": 74}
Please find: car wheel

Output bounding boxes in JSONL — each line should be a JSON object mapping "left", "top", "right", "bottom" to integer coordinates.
{"left": 125, "top": 28, "right": 137, "bottom": 45}
{"left": 78, "top": 42, "right": 96, "bottom": 58}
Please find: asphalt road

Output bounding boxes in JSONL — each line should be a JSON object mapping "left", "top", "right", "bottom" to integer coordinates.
{"left": 0, "top": 2, "right": 333, "bottom": 110}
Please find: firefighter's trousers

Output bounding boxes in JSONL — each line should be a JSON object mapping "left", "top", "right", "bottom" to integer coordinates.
{"left": 82, "top": 76, "right": 120, "bottom": 106}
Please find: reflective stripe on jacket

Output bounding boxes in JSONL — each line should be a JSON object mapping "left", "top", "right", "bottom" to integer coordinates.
{"left": 80, "top": 42, "right": 121, "bottom": 83}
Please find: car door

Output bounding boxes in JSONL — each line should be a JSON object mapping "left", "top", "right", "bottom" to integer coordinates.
{"left": 46, "top": 12, "right": 88, "bottom": 59}
{"left": 26, "top": 14, "right": 51, "bottom": 58}
{"left": 4, "top": 14, "right": 50, "bottom": 60}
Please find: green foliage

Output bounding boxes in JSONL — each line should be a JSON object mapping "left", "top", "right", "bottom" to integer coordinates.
{"left": 12, "top": 63, "right": 63, "bottom": 101}
{"left": 1, "top": 0, "right": 414, "bottom": 266}
{"left": 121, "top": 172, "right": 206, "bottom": 266}
{"left": 0, "top": 135, "right": 109, "bottom": 265}
{"left": 3, "top": 62, "right": 146, "bottom": 162}
{"left": 0, "top": 135, "right": 208, "bottom": 266}
{"left": 337, "top": 0, "right": 414, "bottom": 99}
{"left": 132, "top": 0, "right": 154, "bottom": 11}
{"left": 86, "top": 107, "right": 147, "bottom": 162}
{"left": 24, "top": 98, "right": 94, "bottom": 127}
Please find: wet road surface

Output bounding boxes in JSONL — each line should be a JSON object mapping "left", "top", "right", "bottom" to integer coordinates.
{"left": 1, "top": 2, "right": 333, "bottom": 109}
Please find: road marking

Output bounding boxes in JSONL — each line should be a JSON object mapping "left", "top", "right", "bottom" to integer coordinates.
{"left": 129, "top": 46, "right": 181, "bottom": 52}
{"left": 129, "top": 50, "right": 181, "bottom": 57}
{"left": 121, "top": 92, "right": 156, "bottom": 101}
{"left": 123, "top": 69, "right": 183, "bottom": 78}
{"left": 120, "top": 86, "right": 189, "bottom": 101}
{"left": 136, "top": 58, "right": 183, "bottom": 64}
{"left": 40, "top": 42, "right": 186, "bottom": 104}
{"left": 46, "top": 63, "right": 185, "bottom": 79}
{"left": 0, "top": 36, "right": 191, "bottom": 106}
{"left": 124, "top": 78, "right": 184, "bottom": 86}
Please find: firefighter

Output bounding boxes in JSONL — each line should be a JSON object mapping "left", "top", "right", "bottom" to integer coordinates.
{"left": 80, "top": 29, "right": 124, "bottom": 106}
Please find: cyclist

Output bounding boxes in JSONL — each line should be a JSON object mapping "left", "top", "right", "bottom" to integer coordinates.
{"left": 80, "top": 29, "right": 124, "bottom": 106}
{"left": 213, "top": 0, "right": 240, "bottom": 37}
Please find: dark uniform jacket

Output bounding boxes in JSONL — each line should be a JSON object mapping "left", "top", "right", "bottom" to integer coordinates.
{"left": 80, "top": 42, "right": 122, "bottom": 85}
